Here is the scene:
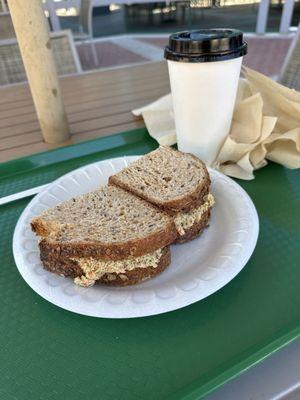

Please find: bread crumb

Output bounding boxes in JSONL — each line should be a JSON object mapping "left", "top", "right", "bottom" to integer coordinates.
{"left": 74, "top": 276, "right": 95, "bottom": 287}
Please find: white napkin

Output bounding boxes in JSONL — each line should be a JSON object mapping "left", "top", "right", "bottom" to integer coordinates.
{"left": 133, "top": 67, "right": 300, "bottom": 180}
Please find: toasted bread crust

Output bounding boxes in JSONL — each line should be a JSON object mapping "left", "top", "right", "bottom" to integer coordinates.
{"left": 170, "top": 184, "right": 210, "bottom": 215}
{"left": 31, "top": 221, "right": 51, "bottom": 237}
{"left": 41, "top": 251, "right": 83, "bottom": 278}
{"left": 174, "top": 209, "right": 211, "bottom": 244}
{"left": 40, "top": 246, "right": 171, "bottom": 286}
{"left": 109, "top": 150, "right": 210, "bottom": 213}
{"left": 38, "top": 220, "right": 176, "bottom": 261}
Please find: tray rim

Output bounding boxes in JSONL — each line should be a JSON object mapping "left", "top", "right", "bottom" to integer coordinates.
{"left": 173, "top": 328, "right": 300, "bottom": 399}
{"left": 1, "top": 127, "right": 300, "bottom": 399}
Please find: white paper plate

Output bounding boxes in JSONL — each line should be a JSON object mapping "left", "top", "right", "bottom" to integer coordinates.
{"left": 13, "top": 156, "right": 259, "bottom": 318}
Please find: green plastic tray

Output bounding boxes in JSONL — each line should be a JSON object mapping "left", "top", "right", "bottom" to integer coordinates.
{"left": 0, "top": 127, "right": 299, "bottom": 400}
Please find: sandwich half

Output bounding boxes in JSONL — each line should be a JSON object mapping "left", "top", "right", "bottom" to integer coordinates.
{"left": 31, "top": 185, "right": 177, "bottom": 287}
{"left": 109, "top": 146, "right": 215, "bottom": 243}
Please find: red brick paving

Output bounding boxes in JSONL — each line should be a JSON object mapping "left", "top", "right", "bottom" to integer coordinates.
{"left": 139, "top": 36, "right": 293, "bottom": 76}
{"left": 243, "top": 37, "right": 292, "bottom": 76}
{"left": 77, "top": 41, "right": 148, "bottom": 70}
{"left": 139, "top": 37, "right": 168, "bottom": 48}
{"left": 76, "top": 35, "right": 293, "bottom": 77}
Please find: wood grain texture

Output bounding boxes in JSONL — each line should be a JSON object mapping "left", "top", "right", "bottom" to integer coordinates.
{"left": 0, "top": 61, "right": 170, "bottom": 162}
{"left": 7, "top": 0, "right": 69, "bottom": 144}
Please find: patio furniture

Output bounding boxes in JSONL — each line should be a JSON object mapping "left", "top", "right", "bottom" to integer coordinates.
{"left": 74, "top": 0, "right": 93, "bottom": 40}
{"left": 0, "top": 0, "right": 8, "bottom": 12}
{"left": 279, "top": 30, "right": 300, "bottom": 91}
{"left": 0, "top": 30, "right": 81, "bottom": 85}
{"left": 44, "top": 0, "right": 94, "bottom": 33}
{"left": 72, "top": 0, "right": 99, "bottom": 66}
{"left": 0, "top": 12, "right": 15, "bottom": 39}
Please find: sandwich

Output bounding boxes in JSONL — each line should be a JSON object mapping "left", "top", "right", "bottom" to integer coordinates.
{"left": 31, "top": 185, "right": 177, "bottom": 287}
{"left": 109, "top": 146, "right": 214, "bottom": 243}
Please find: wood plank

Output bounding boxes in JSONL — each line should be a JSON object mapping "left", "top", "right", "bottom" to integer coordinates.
{"left": 0, "top": 88, "right": 168, "bottom": 130}
{"left": 0, "top": 110, "right": 41, "bottom": 129}
{"left": 0, "top": 62, "right": 168, "bottom": 104}
{"left": 0, "top": 111, "right": 142, "bottom": 150}
{"left": 0, "top": 70, "right": 168, "bottom": 109}
{"left": 0, "top": 120, "right": 145, "bottom": 162}
{"left": 0, "top": 62, "right": 169, "bottom": 162}
{"left": 0, "top": 76, "right": 168, "bottom": 115}
{"left": 71, "top": 120, "right": 144, "bottom": 143}
{"left": 0, "top": 83, "right": 170, "bottom": 130}
{"left": 0, "top": 92, "right": 168, "bottom": 136}
{"left": 0, "top": 95, "right": 151, "bottom": 130}
{"left": 0, "top": 131, "right": 49, "bottom": 151}
{"left": 0, "top": 142, "right": 57, "bottom": 163}
{"left": 0, "top": 61, "right": 165, "bottom": 94}
{"left": 65, "top": 85, "right": 169, "bottom": 115}
{"left": 70, "top": 112, "right": 140, "bottom": 135}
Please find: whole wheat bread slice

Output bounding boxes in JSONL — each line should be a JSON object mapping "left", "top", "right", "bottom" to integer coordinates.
{"left": 31, "top": 185, "right": 177, "bottom": 261}
{"left": 109, "top": 146, "right": 210, "bottom": 213}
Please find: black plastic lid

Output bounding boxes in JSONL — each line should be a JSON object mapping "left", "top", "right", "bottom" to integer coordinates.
{"left": 164, "top": 29, "right": 247, "bottom": 62}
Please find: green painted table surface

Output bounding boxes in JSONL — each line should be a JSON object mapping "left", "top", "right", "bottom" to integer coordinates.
{"left": 0, "top": 128, "right": 299, "bottom": 400}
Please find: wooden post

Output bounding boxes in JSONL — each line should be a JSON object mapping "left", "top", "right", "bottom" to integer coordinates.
{"left": 279, "top": 0, "right": 295, "bottom": 33}
{"left": 8, "top": 0, "right": 70, "bottom": 144}
{"left": 256, "top": 0, "right": 269, "bottom": 34}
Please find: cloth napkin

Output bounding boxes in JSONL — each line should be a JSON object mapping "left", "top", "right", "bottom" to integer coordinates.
{"left": 132, "top": 67, "right": 300, "bottom": 180}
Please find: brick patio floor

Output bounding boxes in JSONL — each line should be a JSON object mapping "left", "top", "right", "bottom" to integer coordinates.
{"left": 76, "top": 34, "right": 293, "bottom": 77}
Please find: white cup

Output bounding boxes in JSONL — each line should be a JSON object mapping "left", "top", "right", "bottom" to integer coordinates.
{"left": 165, "top": 29, "right": 247, "bottom": 166}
